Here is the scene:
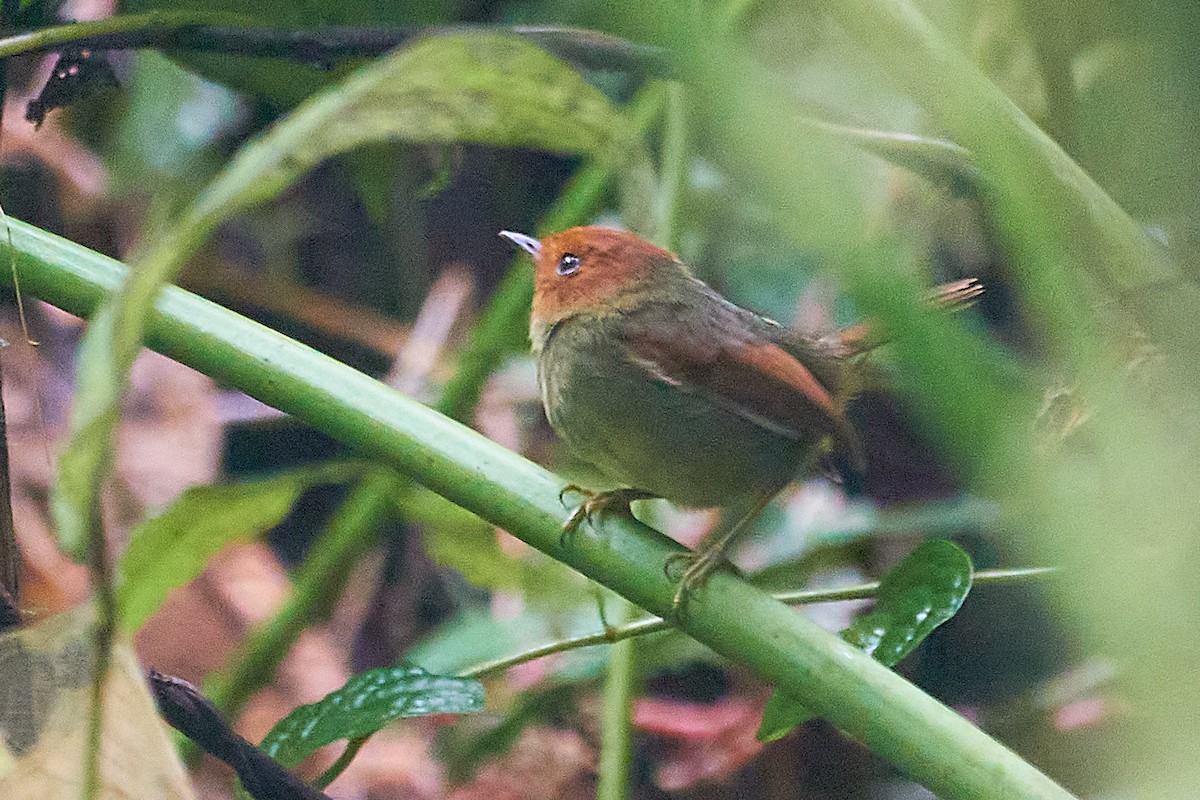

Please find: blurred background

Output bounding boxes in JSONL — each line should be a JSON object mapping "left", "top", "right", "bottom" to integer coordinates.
{"left": 1, "top": 0, "right": 1197, "bottom": 797}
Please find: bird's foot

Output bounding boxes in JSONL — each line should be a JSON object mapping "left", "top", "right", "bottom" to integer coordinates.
{"left": 664, "top": 547, "right": 730, "bottom": 621}
{"left": 558, "top": 486, "right": 656, "bottom": 546}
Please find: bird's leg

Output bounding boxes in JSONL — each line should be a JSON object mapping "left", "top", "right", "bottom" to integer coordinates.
{"left": 559, "top": 485, "right": 659, "bottom": 546}
{"left": 667, "top": 489, "right": 780, "bottom": 616}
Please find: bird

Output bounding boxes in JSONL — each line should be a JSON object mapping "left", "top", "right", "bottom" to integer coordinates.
{"left": 499, "top": 225, "right": 980, "bottom": 613}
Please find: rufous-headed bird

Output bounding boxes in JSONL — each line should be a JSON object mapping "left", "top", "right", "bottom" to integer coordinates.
{"left": 500, "top": 226, "right": 980, "bottom": 612}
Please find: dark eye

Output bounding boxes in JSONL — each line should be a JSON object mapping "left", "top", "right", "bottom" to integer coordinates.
{"left": 557, "top": 253, "right": 581, "bottom": 276}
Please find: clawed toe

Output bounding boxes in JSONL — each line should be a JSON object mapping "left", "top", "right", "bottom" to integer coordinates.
{"left": 559, "top": 484, "right": 589, "bottom": 507}
{"left": 663, "top": 552, "right": 692, "bottom": 580}
{"left": 667, "top": 550, "right": 728, "bottom": 620}
{"left": 558, "top": 487, "right": 656, "bottom": 547}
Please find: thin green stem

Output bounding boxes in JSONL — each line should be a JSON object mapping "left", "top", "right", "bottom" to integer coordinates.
{"left": 83, "top": 513, "right": 114, "bottom": 800}
{"left": 654, "top": 82, "right": 688, "bottom": 251}
{"left": 460, "top": 566, "right": 1059, "bottom": 679}
{"left": 5, "top": 219, "right": 1074, "bottom": 800}
{"left": 596, "top": 598, "right": 637, "bottom": 800}
{"left": 315, "top": 736, "right": 367, "bottom": 790}
{"left": 0, "top": 11, "right": 246, "bottom": 59}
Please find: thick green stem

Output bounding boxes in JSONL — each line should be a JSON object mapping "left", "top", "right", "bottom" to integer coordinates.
{"left": 5, "top": 218, "right": 1073, "bottom": 800}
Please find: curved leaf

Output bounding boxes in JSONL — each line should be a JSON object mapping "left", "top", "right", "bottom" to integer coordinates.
{"left": 116, "top": 465, "right": 361, "bottom": 634}
{"left": 758, "top": 539, "right": 973, "bottom": 742}
{"left": 259, "top": 667, "right": 484, "bottom": 769}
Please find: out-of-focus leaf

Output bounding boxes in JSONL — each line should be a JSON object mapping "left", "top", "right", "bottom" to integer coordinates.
{"left": 0, "top": 606, "right": 195, "bottom": 799}
{"left": 109, "top": 51, "right": 240, "bottom": 201}
{"left": 116, "top": 464, "right": 361, "bottom": 633}
{"left": 258, "top": 667, "right": 483, "bottom": 769}
{"left": 757, "top": 540, "right": 973, "bottom": 742}
{"left": 441, "top": 684, "right": 577, "bottom": 783}
{"left": 51, "top": 30, "right": 623, "bottom": 561}
{"left": 400, "top": 484, "right": 522, "bottom": 592}
{"left": 191, "top": 32, "right": 623, "bottom": 220}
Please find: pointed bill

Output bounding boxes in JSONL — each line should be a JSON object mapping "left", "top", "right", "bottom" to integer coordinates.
{"left": 499, "top": 230, "right": 541, "bottom": 257}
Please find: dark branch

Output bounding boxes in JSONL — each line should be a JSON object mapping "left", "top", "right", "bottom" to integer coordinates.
{"left": 148, "top": 671, "right": 333, "bottom": 800}
{"left": 0, "top": 363, "right": 18, "bottom": 633}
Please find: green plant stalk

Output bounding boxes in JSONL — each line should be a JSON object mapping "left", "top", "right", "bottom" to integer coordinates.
{"left": 596, "top": 598, "right": 637, "bottom": 800}
{"left": 654, "top": 82, "right": 688, "bottom": 251}
{"left": 204, "top": 470, "right": 398, "bottom": 721}
{"left": 6, "top": 218, "right": 1073, "bottom": 800}
{"left": 315, "top": 736, "right": 367, "bottom": 790}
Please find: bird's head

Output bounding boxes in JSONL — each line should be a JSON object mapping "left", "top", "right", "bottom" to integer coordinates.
{"left": 500, "top": 225, "right": 684, "bottom": 349}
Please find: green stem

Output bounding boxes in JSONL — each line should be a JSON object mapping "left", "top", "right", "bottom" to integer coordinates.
{"left": 654, "top": 82, "right": 688, "bottom": 251}
{"left": 5, "top": 219, "right": 1073, "bottom": 800}
{"left": 84, "top": 509, "right": 115, "bottom": 800}
{"left": 461, "top": 566, "right": 1058, "bottom": 679}
{"left": 596, "top": 599, "right": 637, "bottom": 800}
{"left": 315, "top": 736, "right": 367, "bottom": 790}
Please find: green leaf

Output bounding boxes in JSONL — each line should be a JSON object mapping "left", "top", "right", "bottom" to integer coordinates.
{"left": 757, "top": 539, "right": 973, "bottom": 742}
{"left": 259, "top": 667, "right": 484, "bottom": 769}
{"left": 51, "top": 30, "right": 622, "bottom": 561}
{"left": 116, "top": 465, "right": 360, "bottom": 633}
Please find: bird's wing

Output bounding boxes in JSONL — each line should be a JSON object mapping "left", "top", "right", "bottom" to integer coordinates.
{"left": 619, "top": 298, "right": 860, "bottom": 458}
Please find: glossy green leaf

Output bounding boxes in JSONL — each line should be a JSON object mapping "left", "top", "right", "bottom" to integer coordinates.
{"left": 758, "top": 539, "right": 974, "bottom": 742}
{"left": 116, "top": 464, "right": 361, "bottom": 633}
{"left": 51, "top": 29, "right": 622, "bottom": 560}
{"left": 259, "top": 667, "right": 484, "bottom": 769}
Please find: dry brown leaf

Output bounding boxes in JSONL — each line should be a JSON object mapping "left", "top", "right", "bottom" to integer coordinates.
{"left": 0, "top": 605, "right": 196, "bottom": 800}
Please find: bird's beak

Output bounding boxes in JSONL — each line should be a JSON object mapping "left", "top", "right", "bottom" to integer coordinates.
{"left": 499, "top": 230, "right": 541, "bottom": 258}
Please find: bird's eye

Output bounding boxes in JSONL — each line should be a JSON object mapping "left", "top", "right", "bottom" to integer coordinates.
{"left": 557, "top": 253, "right": 581, "bottom": 277}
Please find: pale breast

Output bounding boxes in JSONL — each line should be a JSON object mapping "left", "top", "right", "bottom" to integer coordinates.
{"left": 537, "top": 315, "right": 808, "bottom": 508}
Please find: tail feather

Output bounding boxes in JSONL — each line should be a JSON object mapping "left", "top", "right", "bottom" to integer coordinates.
{"left": 928, "top": 278, "right": 984, "bottom": 313}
